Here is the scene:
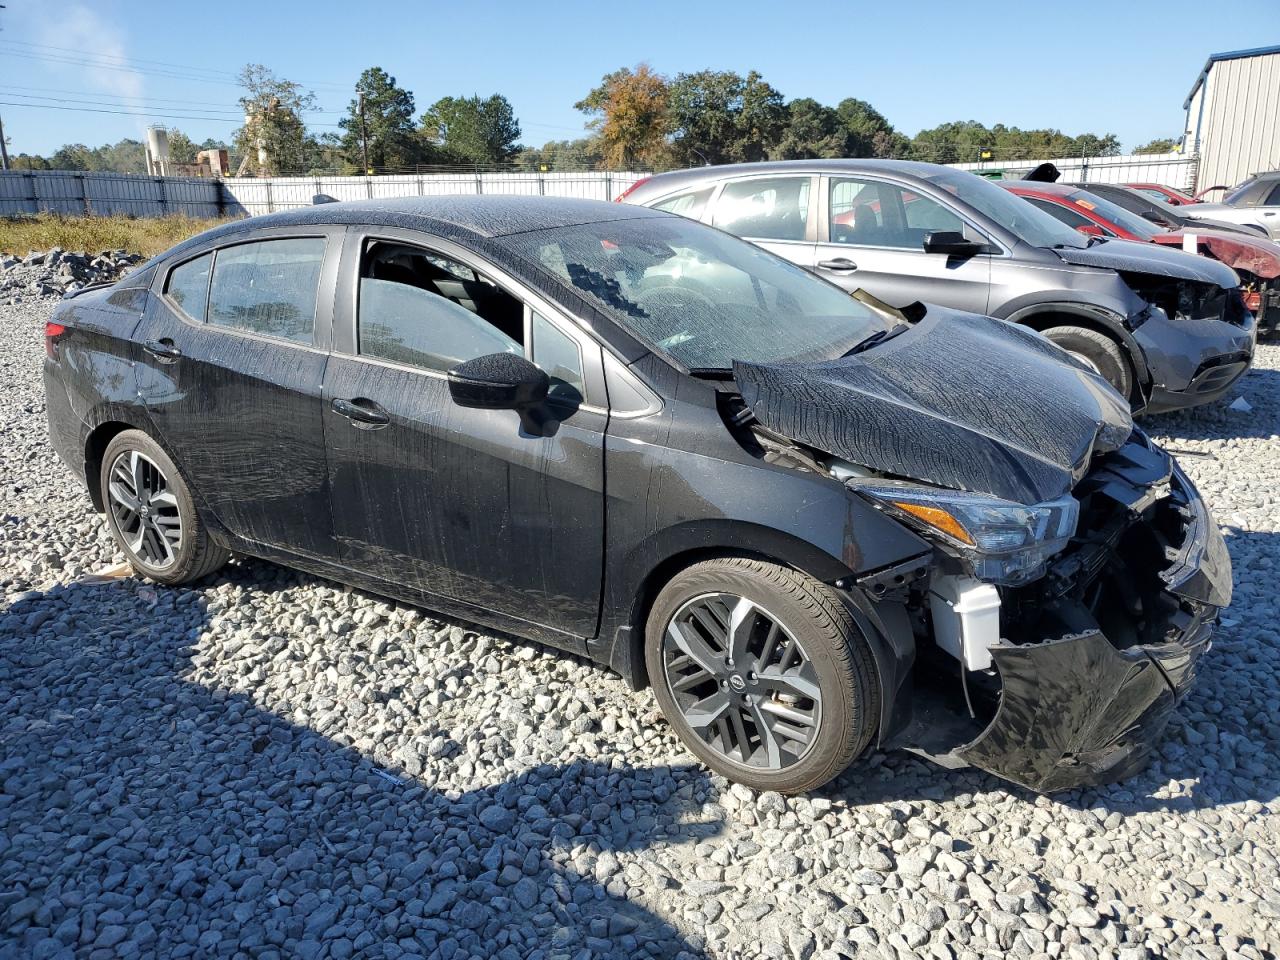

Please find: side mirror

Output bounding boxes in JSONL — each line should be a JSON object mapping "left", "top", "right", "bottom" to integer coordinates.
{"left": 1076, "top": 223, "right": 1105, "bottom": 237}
{"left": 448, "top": 353, "right": 549, "bottom": 410}
{"left": 922, "top": 230, "right": 986, "bottom": 257}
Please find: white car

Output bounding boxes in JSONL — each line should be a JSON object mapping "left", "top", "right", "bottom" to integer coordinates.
{"left": 1181, "top": 172, "right": 1280, "bottom": 239}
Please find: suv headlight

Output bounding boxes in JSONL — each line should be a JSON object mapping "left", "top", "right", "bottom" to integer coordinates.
{"left": 850, "top": 480, "right": 1079, "bottom": 586}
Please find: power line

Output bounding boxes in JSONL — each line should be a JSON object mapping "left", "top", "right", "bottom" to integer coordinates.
{"left": 0, "top": 39, "right": 350, "bottom": 89}
{"left": 0, "top": 100, "right": 345, "bottom": 128}
{"left": 0, "top": 91, "right": 343, "bottom": 118}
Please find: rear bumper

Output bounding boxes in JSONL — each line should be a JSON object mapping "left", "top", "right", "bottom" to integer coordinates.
{"left": 935, "top": 462, "right": 1232, "bottom": 792}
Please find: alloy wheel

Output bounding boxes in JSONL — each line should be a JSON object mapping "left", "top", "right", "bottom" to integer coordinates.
{"left": 662, "top": 593, "right": 822, "bottom": 771}
{"left": 106, "top": 449, "right": 183, "bottom": 569}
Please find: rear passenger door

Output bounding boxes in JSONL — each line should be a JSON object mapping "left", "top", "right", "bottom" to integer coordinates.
{"left": 136, "top": 228, "right": 342, "bottom": 559}
{"left": 815, "top": 175, "right": 992, "bottom": 314}
{"left": 321, "top": 228, "right": 607, "bottom": 645}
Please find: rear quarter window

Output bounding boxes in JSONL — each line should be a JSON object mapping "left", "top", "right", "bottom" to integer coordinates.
{"left": 207, "top": 238, "right": 326, "bottom": 344}
{"left": 165, "top": 253, "right": 212, "bottom": 321}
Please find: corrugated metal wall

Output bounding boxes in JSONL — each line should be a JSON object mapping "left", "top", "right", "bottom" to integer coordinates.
{"left": 0, "top": 170, "right": 649, "bottom": 219}
{"left": 1189, "top": 52, "right": 1280, "bottom": 193}
{"left": 952, "top": 152, "right": 1197, "bottom": 190}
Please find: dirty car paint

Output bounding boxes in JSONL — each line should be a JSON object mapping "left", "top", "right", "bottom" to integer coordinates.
{"left": 734, "top": 306, "right": 1133, "bottom": 503}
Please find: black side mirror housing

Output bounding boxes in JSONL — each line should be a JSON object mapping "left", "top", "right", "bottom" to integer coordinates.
{"left": 448, "top": 353, "right": 549, "bottom": 410}
{"left": 1140, "top": 211, "right": 1166, "bottom": 224}
{"left": 922, "top": 230, "right": 986, "bottom": 257}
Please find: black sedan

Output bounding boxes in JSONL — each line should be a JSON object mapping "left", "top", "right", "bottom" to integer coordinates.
{"left": 43, "top": 196, "right": 1232, "bottom": 794}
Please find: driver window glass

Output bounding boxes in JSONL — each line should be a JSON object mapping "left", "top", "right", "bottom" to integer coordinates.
{"left": 830, "top": 179, "right": 962, "bottom": 248}
{"left": 653, "top": 187, "right": 714, "bottom": 220}
{"left": 357, "top": 240, "right": 524, "bottom": 372}
{"left": 712, "top": 177, "right": 810, "bottom": 241}
{"left": 531, "top": 311, "right": 585, "bottom": 401}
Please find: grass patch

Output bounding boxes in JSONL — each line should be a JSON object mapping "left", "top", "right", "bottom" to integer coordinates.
{"left": 0, "top": 213, "right": 238, "bottom": 258}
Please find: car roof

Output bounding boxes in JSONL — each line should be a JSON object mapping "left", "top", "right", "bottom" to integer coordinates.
{"left": 630, "top": 159, "right": 962, "bottom": 195}
{"left": 155, "top": 195, "right": 669, "bottom": 264}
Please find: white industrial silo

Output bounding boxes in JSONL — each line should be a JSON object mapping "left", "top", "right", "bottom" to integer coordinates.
{"left": 146, "top": 125, "right": 171, "bottom": 176}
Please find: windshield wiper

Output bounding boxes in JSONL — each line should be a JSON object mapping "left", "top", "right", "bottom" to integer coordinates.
{"left": 842, "top": 323, "right": 910, "bottom": 357}
{"left": 1087, "top": 234, "right": 1108, "bottom": 246}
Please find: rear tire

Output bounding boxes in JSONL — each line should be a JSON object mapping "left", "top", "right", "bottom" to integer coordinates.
{"left": 99, "top": 430, "right": 229, "bottom": 585}
{"left": 645, "top": 557, "right": 879, "bottom": 794}
{"left": 1041, "top": 325, "right": 1133, "bottom": 399}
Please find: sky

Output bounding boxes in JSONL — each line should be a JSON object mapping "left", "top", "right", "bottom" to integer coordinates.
{"left": 1, "top": 0, "right": 1278, "bottom": 159}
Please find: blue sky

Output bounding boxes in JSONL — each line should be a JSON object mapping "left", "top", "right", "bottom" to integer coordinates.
{"left": 1, "top": 0, "right": 1278, "bottom": 158}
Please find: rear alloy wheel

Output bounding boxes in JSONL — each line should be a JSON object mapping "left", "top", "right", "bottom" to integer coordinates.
{"left": 1041, "top": 325, "right": 1133, "bottom": 400}
{"left": 99, "top": 430, "right": 229, "bottom": 585}
{"left": 645, "top": 557, "right": 879, "bottom": 793}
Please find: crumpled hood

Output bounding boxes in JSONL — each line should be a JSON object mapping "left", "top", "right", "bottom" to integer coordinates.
{"left": 1052, "top": 237, "right": 1239, "bottom": 287}
{"left": 733, "top": 307, "right": 1134, "bottom": 504}
{"left": 1151, "top": 229, "right": 1280, "bottom": 279}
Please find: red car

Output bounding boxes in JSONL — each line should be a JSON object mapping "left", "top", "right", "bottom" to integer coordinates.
{"left": 1125, "top": 182, "right": 1200, "bottom": 206}
{"left": 1003, "top": 181, "right": 1280, "bottom": 334}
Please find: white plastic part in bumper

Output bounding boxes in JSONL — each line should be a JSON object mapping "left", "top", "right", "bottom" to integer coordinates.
{"left": 929, "top": 575, "right": 1002, "bottom": 671}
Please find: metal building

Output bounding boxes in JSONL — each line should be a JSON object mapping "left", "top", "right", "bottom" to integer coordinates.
{"left": 1184, "top": 44, "right": 1280, "bottom": 194}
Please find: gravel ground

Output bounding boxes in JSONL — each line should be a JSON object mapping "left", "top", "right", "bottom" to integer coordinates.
{"left": 2, "top": 292, "right": 1278, "bottom": 960}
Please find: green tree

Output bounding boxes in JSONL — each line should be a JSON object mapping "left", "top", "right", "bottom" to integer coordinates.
{"left": 166, "top": 129, "right": 199, "bottom": 165}
{"left": 1132, "top": 137, "right": 1179, "bottom": 154}
{"left": 340, "top": 67, "right": 424, "bottom": 172}
{"left": 576, "top": 64, "right": 673, "bottom": 170}
{"left": 515, "top": 138, "right": 601, "bottom": 171}
{"left": 233, "top": 64, "right": 320, "bottom": 176}
{"left": 421, "top": 94, "right": 522, "bottom": 165}
{"left": 835, "top": 98, "right": 909, "bottom": 158}
{"left": 770, "top": 99, "right": 847, "bottom": 160}
{"left": 666, "top": 70, "right": 785, "bottom": 165}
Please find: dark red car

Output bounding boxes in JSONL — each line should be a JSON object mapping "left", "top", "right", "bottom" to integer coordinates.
{"left": 1003, "top": 181, "right": 1280, "bottom": 334}
{"left": 1125, "top": 183, "right": 1200, "bottom": 206}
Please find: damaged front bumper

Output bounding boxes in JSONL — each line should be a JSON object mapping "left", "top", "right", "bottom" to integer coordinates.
{"left": 907, "top": 443, "right": 1232, "bottom": 792}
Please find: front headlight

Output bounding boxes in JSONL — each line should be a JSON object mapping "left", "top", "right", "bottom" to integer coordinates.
{"left": 850, "top": 480, "right": 1079, "bottom": 585}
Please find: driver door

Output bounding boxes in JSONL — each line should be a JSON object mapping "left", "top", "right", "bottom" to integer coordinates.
{"left": 815, "top": 175, "right": 992, "bottom": 314}
{"left": 322, "top": 228, "right": 608, "bottom": 644}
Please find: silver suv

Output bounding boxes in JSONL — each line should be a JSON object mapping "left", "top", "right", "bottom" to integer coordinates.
{"left": 620, "top": 159, "right": 1256, "bottom": 413}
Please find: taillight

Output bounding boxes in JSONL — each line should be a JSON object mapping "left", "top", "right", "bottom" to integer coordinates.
{"left": 1244, "top": 291, "right": 1262, "bottom": 313}
{"left": 45, "top": 321, "right": 66, "bottom": 359}
{"left": 613, "top": 176, "right": 651, "bottom": 204}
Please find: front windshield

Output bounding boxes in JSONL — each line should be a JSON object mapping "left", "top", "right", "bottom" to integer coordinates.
{"left": 1067, "top": 190, "right": 1162, "bottom": 239}
{"left": 501, "top": 216, "right": 890, "bottom": 370}
{"left": 918, "top": 168, "right": 1089, "bottom": 250}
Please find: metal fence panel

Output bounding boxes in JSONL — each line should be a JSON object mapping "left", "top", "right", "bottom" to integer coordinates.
{"left": 951, "top": 152, "right": 1197, "bottom": 191}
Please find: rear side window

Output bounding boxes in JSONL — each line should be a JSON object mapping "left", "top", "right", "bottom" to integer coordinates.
{"left": 653, "top": 187, "right": 713, "bottom": 220}
{"left": 207, "top": 238, "right": 326, "bottom": 344}
{"left": 1267, "top": 183, "right": 1280, "bottom": 206}
{"left": 166, "top": 253, "right": 211, "bottom": 320}
{"left": 712, "top": 177, "right": 810, "bottom": 241}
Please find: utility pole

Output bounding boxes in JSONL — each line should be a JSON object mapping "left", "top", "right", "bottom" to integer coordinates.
{"left": 358, "top": 93, "right": 369, "bottom": 175}
{"left": 0, "top": 115, "right": 9, "bottom": 171}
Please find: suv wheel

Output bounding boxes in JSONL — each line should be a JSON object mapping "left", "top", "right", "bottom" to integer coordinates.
{"left": 100, "top": 430, "right": 229, "bottom": 585}
{"left": 1041, "top": 325, "right": 1133, "bottom": 399}
{"left": 645, "top": 557, "right": 880, "bottom": 794}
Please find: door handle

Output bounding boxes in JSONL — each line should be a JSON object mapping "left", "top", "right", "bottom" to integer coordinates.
{"left": 817, "top": 258, "right": 858, "bottom": 271}
{"left": 331, "top": 397, "right": 390, "bottom": 427}
{"left": 143, "top": 338, "right": 182, "bottom": 362}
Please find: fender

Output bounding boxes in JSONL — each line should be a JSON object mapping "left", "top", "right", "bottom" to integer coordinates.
{"left": 1001, "top": 299, "right": 1152, "bottom": 391}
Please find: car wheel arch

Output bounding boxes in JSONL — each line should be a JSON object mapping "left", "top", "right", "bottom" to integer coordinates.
{"left": 1010, "top": 307, "right": 1148, "bottom": 402}
{"left": 83, "top": 415, "right": 192, "bottom": 514}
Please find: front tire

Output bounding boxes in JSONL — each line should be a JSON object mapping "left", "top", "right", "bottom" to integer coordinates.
{"left": 100, "top": 430, "right": 229, "bottom": 585}
{"left": 645, "top": 557, "right": 880, "bottom": 794}
{"left": 1041, "top": 325, "right": 1134, "bottom": 400}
